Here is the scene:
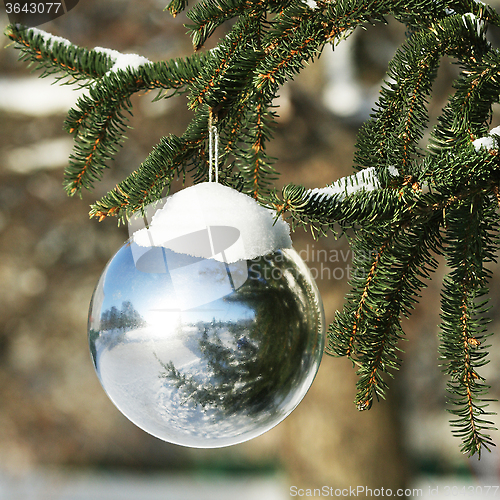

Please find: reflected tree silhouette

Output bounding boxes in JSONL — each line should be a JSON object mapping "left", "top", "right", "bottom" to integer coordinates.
{"left": 89, "top": 301, "right": 146, "bottom": 363}
{"left": 100, "top": 301, "right": 145, "bottom": 331}
{"left": 156, "top": 252, "right": 322, "bottom": 418}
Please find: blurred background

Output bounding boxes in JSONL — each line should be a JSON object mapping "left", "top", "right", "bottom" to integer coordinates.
{"left": 2, "top": 1, "right": 500, "bottom": 498}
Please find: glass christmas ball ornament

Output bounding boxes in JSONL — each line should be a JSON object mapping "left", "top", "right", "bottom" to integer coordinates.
{"left": 88, "top": 183, "right": 325, "bottom": 448}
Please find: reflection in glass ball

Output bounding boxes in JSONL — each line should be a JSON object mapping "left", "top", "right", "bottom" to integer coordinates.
{"left": 88, "top": 240, "right": 325, "bottom": 448}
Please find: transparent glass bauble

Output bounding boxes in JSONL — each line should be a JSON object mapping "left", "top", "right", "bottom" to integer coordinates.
{"left": 88, "top": 240, "right": 325, "bottom": 448}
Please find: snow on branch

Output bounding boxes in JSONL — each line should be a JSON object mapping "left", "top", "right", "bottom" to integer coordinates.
{"left": 302, "top": 0, "right": 318, "bottom": 9}
{"left": 462, "top": 12, "right": 486, "bottom": 36}
{"left": 307, "top": 166, "right": 399, "bottom": 202}
{"left": 473, "top": 125, "right": 500, "bottom": 151}
{"left": 93, "top": 47, "right": 151, "bottom": 74}
{"left": 17, "top": 26, "right": 151, "bottom": 75}
{"left": 20, "top": 25, "right": 72, "bottom": 48}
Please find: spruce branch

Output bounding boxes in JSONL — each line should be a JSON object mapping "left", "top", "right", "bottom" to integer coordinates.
{"left": 166, "top": 0, "right": 189, "bottom": 17}
{"left": 439, "top": 196, "right": 498, "bottom": 457}
{"left": 6, "top": 24, "right": 212, "bottom": 197}
{"left": 235, "top": 91, "right": 278, "bottom": 200}
{"left": 323, "top": 204, "right": 442, "bottom": 408}
{"left": 356, "top": 13, "right": 491, "bottom": 173}
{"left": 186, "top": 0, "right": 256, "bottom": 51}
{"left": 273, "top": 168, "right": 401, "bottom": 235}
{"left": 63, "top": 75, "right": 135, "bottom": 195}
{"left": 187, "top": 14, "right": 261, "bottom": 111}
{"left": 89, "top": 109, "right": 211, "bottom": 222}
{"left": 431, "top": 52, "right": 500, "bottom": 154}
{"left": 5, "top": 24, "right": 117, "bottom": 82}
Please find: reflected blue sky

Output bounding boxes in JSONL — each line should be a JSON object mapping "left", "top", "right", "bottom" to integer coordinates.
{"left": 99, "top": 241, "right": 256, "bottom": 326}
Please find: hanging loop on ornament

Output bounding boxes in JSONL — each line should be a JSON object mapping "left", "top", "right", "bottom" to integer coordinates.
{"left": 208, "top": 111, "right": 219, "bottom": 183}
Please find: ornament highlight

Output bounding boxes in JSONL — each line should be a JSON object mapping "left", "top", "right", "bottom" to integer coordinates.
{"left": 88, "top": 183, "right": 325, "bottom": 448}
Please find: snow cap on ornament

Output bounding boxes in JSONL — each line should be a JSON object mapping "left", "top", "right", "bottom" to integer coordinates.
{"left": 131, "top": 182, "right": 292, "bottom": 265}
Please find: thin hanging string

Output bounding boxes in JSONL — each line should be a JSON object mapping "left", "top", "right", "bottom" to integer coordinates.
{"left": 208, "top": 114, "right": 219, "bottom": 183}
